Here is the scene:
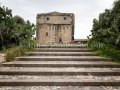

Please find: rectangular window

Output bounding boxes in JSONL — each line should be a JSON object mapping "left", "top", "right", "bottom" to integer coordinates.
{"left": 46, "top": 32, "right": 48, "bottom": 36}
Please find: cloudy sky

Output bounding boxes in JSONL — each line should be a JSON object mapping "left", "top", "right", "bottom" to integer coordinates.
{"left": 0, "top": 0, "right": 115, "bottom": 39}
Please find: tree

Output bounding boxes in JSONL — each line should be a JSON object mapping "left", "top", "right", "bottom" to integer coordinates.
{"left": 0, "top": 5, "right": 36, "bottom": 50}
{"left": 88, "top": 0, "right": 120, "bottom": 49}
{"left": 0, "top": 6, "right": 13, "bottom": 49}
{"left": 12, "top": 15, "right": 25, "bottom": 25}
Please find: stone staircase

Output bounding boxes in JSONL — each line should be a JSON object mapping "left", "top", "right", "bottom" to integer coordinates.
{"left": 0, "top": 47, "right": 120, "bottom": 89}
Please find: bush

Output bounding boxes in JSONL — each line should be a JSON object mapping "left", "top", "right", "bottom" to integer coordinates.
{"left": 0, "top": 46, "right": 33, "bottom": 62}
{"left": 88, "top": 41, "right": 120, "bottom": 63}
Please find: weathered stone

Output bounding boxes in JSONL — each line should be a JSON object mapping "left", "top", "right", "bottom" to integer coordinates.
{"left": 36, "top": 11, "right": 75, "bottom": 44}
{"left": 0, "top": 47, "right": 120, "bottom": 87}
{"left": 0, "top": 54, "right": 6, "bottom": 63}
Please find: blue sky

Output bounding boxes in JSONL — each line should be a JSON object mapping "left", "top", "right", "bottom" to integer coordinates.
{"left": 0, "top": 0, "right": 115, "bottom": 39}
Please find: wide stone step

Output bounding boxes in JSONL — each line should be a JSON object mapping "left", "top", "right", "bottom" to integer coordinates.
{"left": 35, "top": 48, "right": 90, "bottom": 52}
{"left": 1, "top": 75, "right": 120, "bottom": 80}
{"left": 0, "top": 75, "right": 120, "bottom": 86}
{"left": 1, "top": 67, "right": 120, "bottom": 71}
{"left": 0, "top": 46, "right": 119, "bottom": 88}
{"left": 0, "top": 86, "right": 119, "bottom": 90}
{"left": 26, "top": 52, "right": 97, "bottom": 56}
{"left": 0, "top": 68, "right": 120, "bottom": 75}
{"left": 14, "top": 56, "right": 111, "bottom": 61}
{"left": 0, "top": 79, "right": 120, "bottom": 86}
{"left": 2, "top": 61, "right": 119, "bottom": 67}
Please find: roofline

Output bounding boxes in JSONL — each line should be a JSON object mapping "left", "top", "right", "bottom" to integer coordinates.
{"left": 37, "top": 11, "right": 74, "bottom": 16}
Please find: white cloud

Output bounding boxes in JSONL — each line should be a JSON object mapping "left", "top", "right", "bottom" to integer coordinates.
{"left": 0, "top": 0, "right": 114, "bottom": 39}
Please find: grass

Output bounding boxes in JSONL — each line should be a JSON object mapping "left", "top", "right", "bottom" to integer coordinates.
{"left": 88, "top": 44, "right": 120, "bottom": 63}
{"left": 0, "top": 46, "right": 33, "bottom": 62}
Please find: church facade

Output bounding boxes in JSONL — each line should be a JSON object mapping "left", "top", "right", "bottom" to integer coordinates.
{"left": 36, "top": 11, "right": 75, "bottom": 43}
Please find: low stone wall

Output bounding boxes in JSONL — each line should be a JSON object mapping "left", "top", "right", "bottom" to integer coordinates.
{"left": 0, "top": 54, "right": 6, "bottom": 63}
{"left": 74, "top": 39, "right": 88, "bottom": 44}
{"left": 34, "top": 43, "right": 87, "bottom": 48}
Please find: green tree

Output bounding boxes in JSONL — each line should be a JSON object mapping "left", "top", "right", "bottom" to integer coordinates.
{"left": 88, "top": 0, "right": 120, "bottom": 49}
{"left": 0, "top": 5, "right": 36, "bottom": 50}
{"left": 12, "top": 15, "right": 25, "bottom": 25}
{"left": 0, "top": 6, "right": 13, "bottom": 49}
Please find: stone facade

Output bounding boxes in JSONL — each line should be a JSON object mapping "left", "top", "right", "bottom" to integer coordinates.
{"left": 36, "top": 11, "right": 75, "bottom": 43}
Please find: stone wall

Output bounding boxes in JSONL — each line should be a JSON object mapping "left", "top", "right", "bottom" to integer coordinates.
{"left": 36, "top": 11, "right": 75, "bottom": 43}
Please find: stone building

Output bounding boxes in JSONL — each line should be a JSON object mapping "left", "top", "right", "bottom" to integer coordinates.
{"left": 36, "top": 11, "right": 75, "bottom": 43}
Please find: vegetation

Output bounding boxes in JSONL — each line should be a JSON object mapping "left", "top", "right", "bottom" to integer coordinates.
{"left": 88, "top": 0, "right": 120, "bottom": 62}
{"left": 88, "top": 40, "right": 120, "bottom": 63}
{"left": 0, "top": 5, "right": 36, "bottom": 50}
{"left": 0, "top": 5, "right": 36, "bottom": 61}
{"left": 0, "top": 46, "right": 33, "bottom": 62}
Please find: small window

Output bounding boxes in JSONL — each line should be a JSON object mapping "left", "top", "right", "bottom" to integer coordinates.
{"left": 64, "top": 17, "right": 66, "bottom": 20}
{"left": 47, "top": 18, "right": 49, "bottom": 20}
{"left": 46, "top": 32, "right": 48, "bottom": 36}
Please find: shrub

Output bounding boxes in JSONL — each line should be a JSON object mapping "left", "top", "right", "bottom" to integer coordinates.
{"left": 0, "top": 46, "right": 33, "bottom": 62}
{"left": 88, "top": 41, "right": 120, "bottom": 63}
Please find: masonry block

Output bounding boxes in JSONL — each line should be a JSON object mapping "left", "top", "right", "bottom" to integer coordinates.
{"left": 0, "top": 54, "right": 6, "bottom": 63}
